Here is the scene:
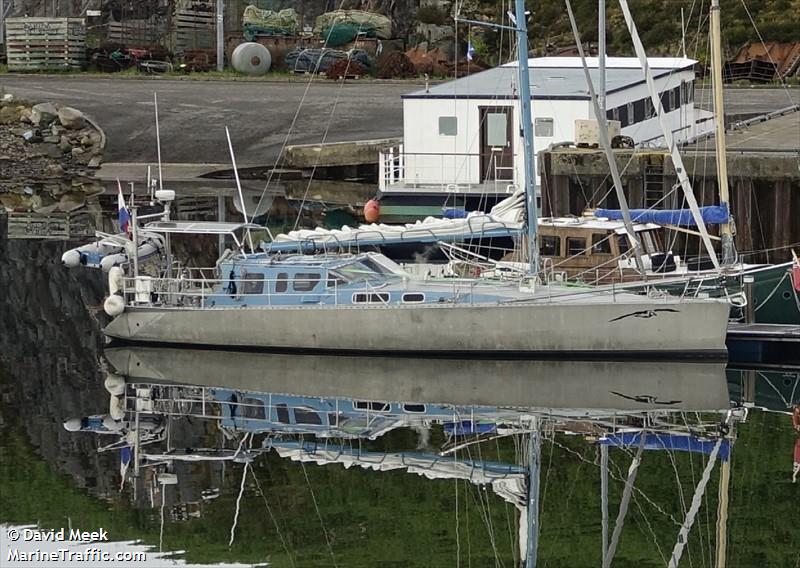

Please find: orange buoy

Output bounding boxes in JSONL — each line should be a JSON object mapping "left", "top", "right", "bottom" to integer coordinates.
{"left": 364, "top": 199, "right": 380, "bottom": 223}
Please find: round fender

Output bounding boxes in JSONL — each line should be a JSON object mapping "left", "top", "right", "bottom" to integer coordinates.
{"left": 108, "top": 266, "right": 124, "bottom": 295}
{"left": 62, "top": 250, "right": 81, "bottom": 267}
{"left": 232, "top": 42, "right": 272, "bottom": 75}
{"left": 104, "top": 373, "right": 126, "bottom": 396}
{"left": 109, "top": 395, "right": 125, "bottom": 421}
{"left": 104, "top": 294, "right": 125, "bottom": 317}
{"left": 63, "top": 418, "right": 82, "bottom": 432}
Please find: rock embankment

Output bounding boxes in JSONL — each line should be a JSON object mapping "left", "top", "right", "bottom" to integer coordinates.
{"left": 0, "top": 97, "right": 105, "bottom": 213}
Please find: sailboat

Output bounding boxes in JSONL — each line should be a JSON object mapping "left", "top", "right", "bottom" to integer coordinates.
{"left": 576, "top": 0, "right": 800, "bottom": 325}
{"left": 99, "top": 3, "right": 730, "bottom": 358}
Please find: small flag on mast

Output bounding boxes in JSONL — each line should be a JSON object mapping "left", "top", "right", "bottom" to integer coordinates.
{"left": 466, "top": 41, "right": 475, "bottom": 62}
{"left": 117, "top": 179, "right": 130, "bottom": 234}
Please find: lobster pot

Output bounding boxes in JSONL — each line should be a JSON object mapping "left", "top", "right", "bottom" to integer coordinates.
{"left": 5, "top": 17, "right": 86, "bottom": 71}
{"left": 134, "top": 275, "right": 154, "bottom": 304}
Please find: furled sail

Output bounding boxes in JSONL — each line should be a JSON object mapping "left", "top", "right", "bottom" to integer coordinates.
{"left": 595, "top": 204, "right": 729, "bottom": 226}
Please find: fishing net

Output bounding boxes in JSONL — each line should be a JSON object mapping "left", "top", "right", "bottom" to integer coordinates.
{"left": 242, "top": 6, "right": 299, "bottom": 40}
{"left": 314, "top": 10, "right": 392, "bottom": 39}
{"left": 321, "top": 23, "right": 362, "bottom": 47}
{"left": 285, "top": 48, "right": 371, "bottom": 74}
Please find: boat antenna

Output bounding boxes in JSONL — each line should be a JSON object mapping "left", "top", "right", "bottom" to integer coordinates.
{"left": 225, "top": 126, "right": 255, "bottom": 253}
{"left": 154, "top": 92, "right": 164, "bottom": 193}
{"left": 565, "top": 0, "right": 646, "bottom": 275}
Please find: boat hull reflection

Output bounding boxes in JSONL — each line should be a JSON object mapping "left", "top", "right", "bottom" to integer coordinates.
{"left": 106, "top": 347, "right": 730, "bottom": 411}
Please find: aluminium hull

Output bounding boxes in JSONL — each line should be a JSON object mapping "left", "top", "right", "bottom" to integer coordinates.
{"left": 104, "top": 300, "right": 729, "bottom": 358}
{"left": 106, "top": 346, "right": 731, "bottom": 411}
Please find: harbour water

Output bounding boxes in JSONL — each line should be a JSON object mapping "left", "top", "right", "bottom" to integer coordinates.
{"left": 1, "top": 239, "right": 799, "bottom": 567}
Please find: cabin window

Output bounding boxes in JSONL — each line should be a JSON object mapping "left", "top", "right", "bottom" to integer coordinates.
{"left": 403, "top": 404, "right": 426, "bottom": 413}
{"left": 293, "top": 272, "right": 321, "bottom": 292}
{"left": 534, "top": 117, "right": 554, "bottom": 137}
{"left": 240, "top": 397, "right": 266, "bottom": 420}
{"left": 354, "top": 401, "right": 391, "bottom": 412}
{"left": 591, "top": 234, "right": 612, "bottom": 254}
{"left": 645, "top": 97, "right": 655, "bottom": 119}
{"left": 617, "top": 235, "right": 630, "bottom": 254}
{"left": 439, "top": 116, "right": 458, "bottom": 136}
{"left": 241, "top": 272, "right": 264, "bottom": 295}
{"left": 687, "top": 81, "right": 694, "bottom": 104}
{"left": 294, "top": 408, "right": 323, "bottom": 425}
{"left": 275, "top": 273, "right": 288, "bottom": 293}
{"left": 486, "top": 113, "right": 508, "bottom": 147}
{"left": 353, "top": 292, "right": 390, "bottom": 304}
{"left": 327, "top": 274, "right": 346, "bottom": 288}
{"left": 567, "top": 237, "right": 587, "bottom": 256}
{"left": 402, "top": 293, "right": 425, "bottom": 303}
{"left": 540, "top": 235, "right": 561, "bottom": 256}
{"left": 633, "top": 99, "right": 645, "bottom": 123}
{"left": 275, "top": 403, "right": 290, "bottom": 424}
{"left": 626, "top": 103, "right": 634, "bottom": 125}
{"left": 671, "top": 87, "right": 680, "bottom": 111}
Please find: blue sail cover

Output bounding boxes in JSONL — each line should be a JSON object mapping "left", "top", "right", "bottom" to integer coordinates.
{"left": 600, "top": 432, "right": 730, "bottom": 462}
{"left": 595, "top": 204, "right": 729, "bottom": 226}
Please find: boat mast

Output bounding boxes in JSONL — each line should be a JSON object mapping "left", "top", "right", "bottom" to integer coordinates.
{"left": 514, "top": 0, "right": 540, "bottom": 275}
{"left": 598, "top": 0, "right": 606, "bottom": 113}
{"left": 710, "top": 0, "right": 736, "bottom": 265}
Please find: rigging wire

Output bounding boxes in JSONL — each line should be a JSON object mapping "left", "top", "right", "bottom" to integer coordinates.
{"left": 250, "top": 461, "right": 297, "bottom": 567}
{"left": 299, "top": 459, "right": 339, "bottom": 567}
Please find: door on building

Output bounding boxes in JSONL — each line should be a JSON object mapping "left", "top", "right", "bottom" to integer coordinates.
{"left": 479, "top": 106, "right": 514, "bottom": 182}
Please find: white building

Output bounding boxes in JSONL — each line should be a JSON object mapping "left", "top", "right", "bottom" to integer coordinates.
{"left": 377, "top": 57, "right": 713, "bottom": 221}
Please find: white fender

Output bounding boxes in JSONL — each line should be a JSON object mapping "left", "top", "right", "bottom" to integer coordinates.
{"left": 63, "top": 418, "right": 82, "bottom": 432}
{"left": 101, "top": 415, "right": 126, "bottom": 432}
{"left": 104, "top": 295, "right": 125, "bottom": 317}
{"left": 109, "top": 394, "right": 125, "bottom": 421}
{"left": 104, "top": 373, "right": 126, "bottom": 396}
{"left": 108, "top": 266, "right": 124, "bottom": 295}
{"left": 61, "top": 250, "right": 82, "bottom": 267}
{"left": 100, "top": 253, "right": 129, "bottom": 272}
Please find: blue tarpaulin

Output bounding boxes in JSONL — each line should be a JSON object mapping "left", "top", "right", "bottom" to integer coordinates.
{"left": 595, "top": 204, "right": 729, "bottom": 226}
{"left": 600, "top": 432, "right": 730, "bottom": 461}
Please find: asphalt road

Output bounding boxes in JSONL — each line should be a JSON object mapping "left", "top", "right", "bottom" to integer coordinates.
{"left": 1, "top": 74, "right": 797, "bottom": 165}
{"left": 0, "top": 75, "right": 419, "bottom": 165}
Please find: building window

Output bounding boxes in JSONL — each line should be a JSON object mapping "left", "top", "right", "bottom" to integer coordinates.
{"left": 439, "top": 116, "right": 457, "bottom": 136}
{"left": 540, "top": 235, "right": 561, "bottom": 256}
{"left": 293, "top": 272, "right": 320, "bottom": 292}
{"left": 591, "top": 234, "right": 612, "bottom": 254}
{"left": 275, "top": 273, "right": 288, "bottom": 293}
{"left": 645, "top": 97, "right": 655, "bottom": 119}
{"left": 567, "top": 237, "right": 587, "bottom": 256}
{"left": 534, "top": 117, "right": 554, "bottom": 137}
{"left": 633, "top": 99, "right": 645, "bottom": 124}
{"left": 486, "top": 112, "right": 508, "bottom": 146}
{"left": 617, "top": 105, "right": 628, "bottom": 127}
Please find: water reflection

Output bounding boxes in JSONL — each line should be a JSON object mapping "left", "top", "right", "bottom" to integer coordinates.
{"left": 62, "top": 348, "right": 763, "bottom": 565}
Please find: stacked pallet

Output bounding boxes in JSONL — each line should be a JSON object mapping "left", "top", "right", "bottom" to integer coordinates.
{"left": 107, "top": 19, "right": 168, "bottom": 48}
{"left": 172, "top": 0, "right": 216, "bottom": 54}
{"left": 5, "top": 17, "right": 86, "bottom": 71}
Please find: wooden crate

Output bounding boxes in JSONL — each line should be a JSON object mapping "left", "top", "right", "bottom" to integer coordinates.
{"left": 5, "top": 17, "right": 86, "bottom": 71}
{"left": 107, "top": 19, "right": 168, "bottom": 48}
{"left": 6, "top": 211, "right": 95, "bottom": 240}
{"left": 171, "top": 0, "right": 216, "bottom": 54}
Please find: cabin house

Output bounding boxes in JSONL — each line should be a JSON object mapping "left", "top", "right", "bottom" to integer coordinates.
{"left": 377, "top": 57, "right": 711, "bottom": 221}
